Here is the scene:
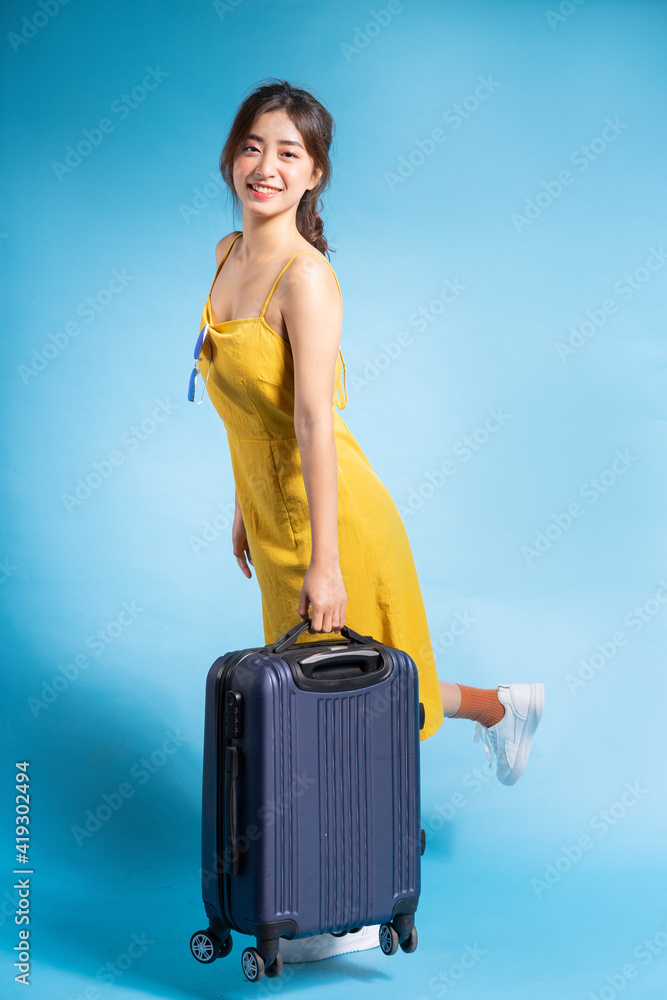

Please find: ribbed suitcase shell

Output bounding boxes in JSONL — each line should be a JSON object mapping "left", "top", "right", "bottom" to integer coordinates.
{"left": 199, "top": 622, "right": 422, "bottom": 950}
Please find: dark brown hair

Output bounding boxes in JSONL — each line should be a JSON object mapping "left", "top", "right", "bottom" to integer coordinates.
{"left": 219, "top": 78, "right": 336, "bottom": 257}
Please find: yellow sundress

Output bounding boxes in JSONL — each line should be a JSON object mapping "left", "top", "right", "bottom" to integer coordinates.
{"left": 196, "top": 232, "right": 444, "bottom": 741}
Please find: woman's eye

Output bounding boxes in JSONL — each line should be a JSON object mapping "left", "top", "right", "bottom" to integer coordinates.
{"left": 242, "top": 145, "right": 297, "bottom": 158}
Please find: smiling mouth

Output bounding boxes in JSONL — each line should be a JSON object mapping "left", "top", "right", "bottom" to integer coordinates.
{"left": 248, "top": 183, "right": 282, "bottom": 194}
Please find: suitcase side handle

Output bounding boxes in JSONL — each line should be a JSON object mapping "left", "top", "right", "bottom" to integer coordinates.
{"left": 224, "top": 745, "right": 240, "bottom": 876}
{"left": 264, "top": 616, "right": 375, "bottom": 655}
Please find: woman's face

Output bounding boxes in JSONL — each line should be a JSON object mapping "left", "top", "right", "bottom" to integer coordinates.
{"left": 233, "top": 109, "right": 321, "bottom": 219}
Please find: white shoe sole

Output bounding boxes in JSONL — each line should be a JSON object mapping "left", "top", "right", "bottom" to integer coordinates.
{"left": 501, "top": 682, "right": 544, "bottom": 785}
{"left": 279, "top": 924, "right": 381, "bottom": 963}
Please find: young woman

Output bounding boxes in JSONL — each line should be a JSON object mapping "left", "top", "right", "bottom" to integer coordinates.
{"left": 190, "top": 79, "right": 544, "bottom": 963}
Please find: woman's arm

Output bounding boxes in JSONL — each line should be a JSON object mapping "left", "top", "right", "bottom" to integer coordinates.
{"left": 280, "top": 254, "right": 346, "bottom": 632}
{"left": 232, "top": 487, "right": 253, "bottom": 578}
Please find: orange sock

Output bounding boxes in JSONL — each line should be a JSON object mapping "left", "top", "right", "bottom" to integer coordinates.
{"left": 452, "top": 684, "right": 505, "bottom": 728}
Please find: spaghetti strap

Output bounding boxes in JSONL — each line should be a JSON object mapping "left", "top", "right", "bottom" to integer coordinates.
{"left": 259, "top": 251, "right": 342, "bottom": 317}
{"left": 207, "top": 231, "right": 243, "bottom": 297}
{"left": 260, "top": 251, "right": 348, "bottom": 411}
{"left": 207, "top": 239, "right": 348, "bottom": 411}
{"left": 334, "top": 349, "right": 348, "bottom": 411}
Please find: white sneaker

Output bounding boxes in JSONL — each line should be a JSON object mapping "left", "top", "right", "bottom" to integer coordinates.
{"left": 473, "top": 683, "right": 544, "bottom": 785}
{"left": 278, "top": 925, "right": 380, "bottom": 963}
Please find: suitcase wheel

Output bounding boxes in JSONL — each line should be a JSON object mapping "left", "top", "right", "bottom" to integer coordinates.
{"left": 399, "top": 926, "right": 418, "bottom": 953}
{"left": 242, "top": 947, "right": 265, "bottom": 982}
{"left": 265, "top": 951, "right": 284, "bottom": 978}
{"left": 379, "top": 923, "right": 399, "bottom": 955}
{"left": 190, "top": 929, "right": 228, "bottom": 964}
{"left": 379, "top": 921, "right": 418, "bottom": 956}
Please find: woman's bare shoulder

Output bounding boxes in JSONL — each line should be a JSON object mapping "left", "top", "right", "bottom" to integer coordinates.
{"left": 285, "top": 243, "right": 338, "bottom": 287}
{"left": 279, "top": 246, "right": 342, "bottom": 317}
{"left": 214, "top": 231, "right": 243, "bottom": 265}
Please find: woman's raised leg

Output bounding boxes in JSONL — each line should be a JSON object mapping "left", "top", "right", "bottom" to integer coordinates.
{"left": 440, "top": 680, "right": 544, "bottom": 785}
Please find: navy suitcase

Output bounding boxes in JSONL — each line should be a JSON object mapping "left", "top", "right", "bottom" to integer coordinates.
{"left": 190, "top": 617, "right": 426, "bottom": 982}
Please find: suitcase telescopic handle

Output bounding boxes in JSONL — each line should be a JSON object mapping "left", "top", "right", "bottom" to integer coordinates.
{"left": 265, "top": 616, "right": 375, "bottom": 655}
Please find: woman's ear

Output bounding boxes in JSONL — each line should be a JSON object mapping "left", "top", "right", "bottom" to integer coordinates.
{"left": 307, "top": 166, "right": 323, "bottom": 191}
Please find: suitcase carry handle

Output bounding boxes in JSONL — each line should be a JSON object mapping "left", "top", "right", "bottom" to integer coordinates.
{"left": 264, "top": 616, "right": 375, "bottom": 655}
{"left": 297, "top": 646, "right": 384, "bottom": 678}
{"left": 264, "top": 618, "right": 395, "bottom": 692}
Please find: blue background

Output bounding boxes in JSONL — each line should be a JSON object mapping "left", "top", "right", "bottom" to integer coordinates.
{"left": 2, "top": 0, "right": 666, "bottom": 997}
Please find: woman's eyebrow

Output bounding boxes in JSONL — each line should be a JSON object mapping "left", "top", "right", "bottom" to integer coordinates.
{"left": 246, "top": 132, "right": 305, "bottom": 149}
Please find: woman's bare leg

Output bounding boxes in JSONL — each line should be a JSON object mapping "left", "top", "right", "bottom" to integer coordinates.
{"left": 440, "top": 680, "right": 463, "bottom": 717}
